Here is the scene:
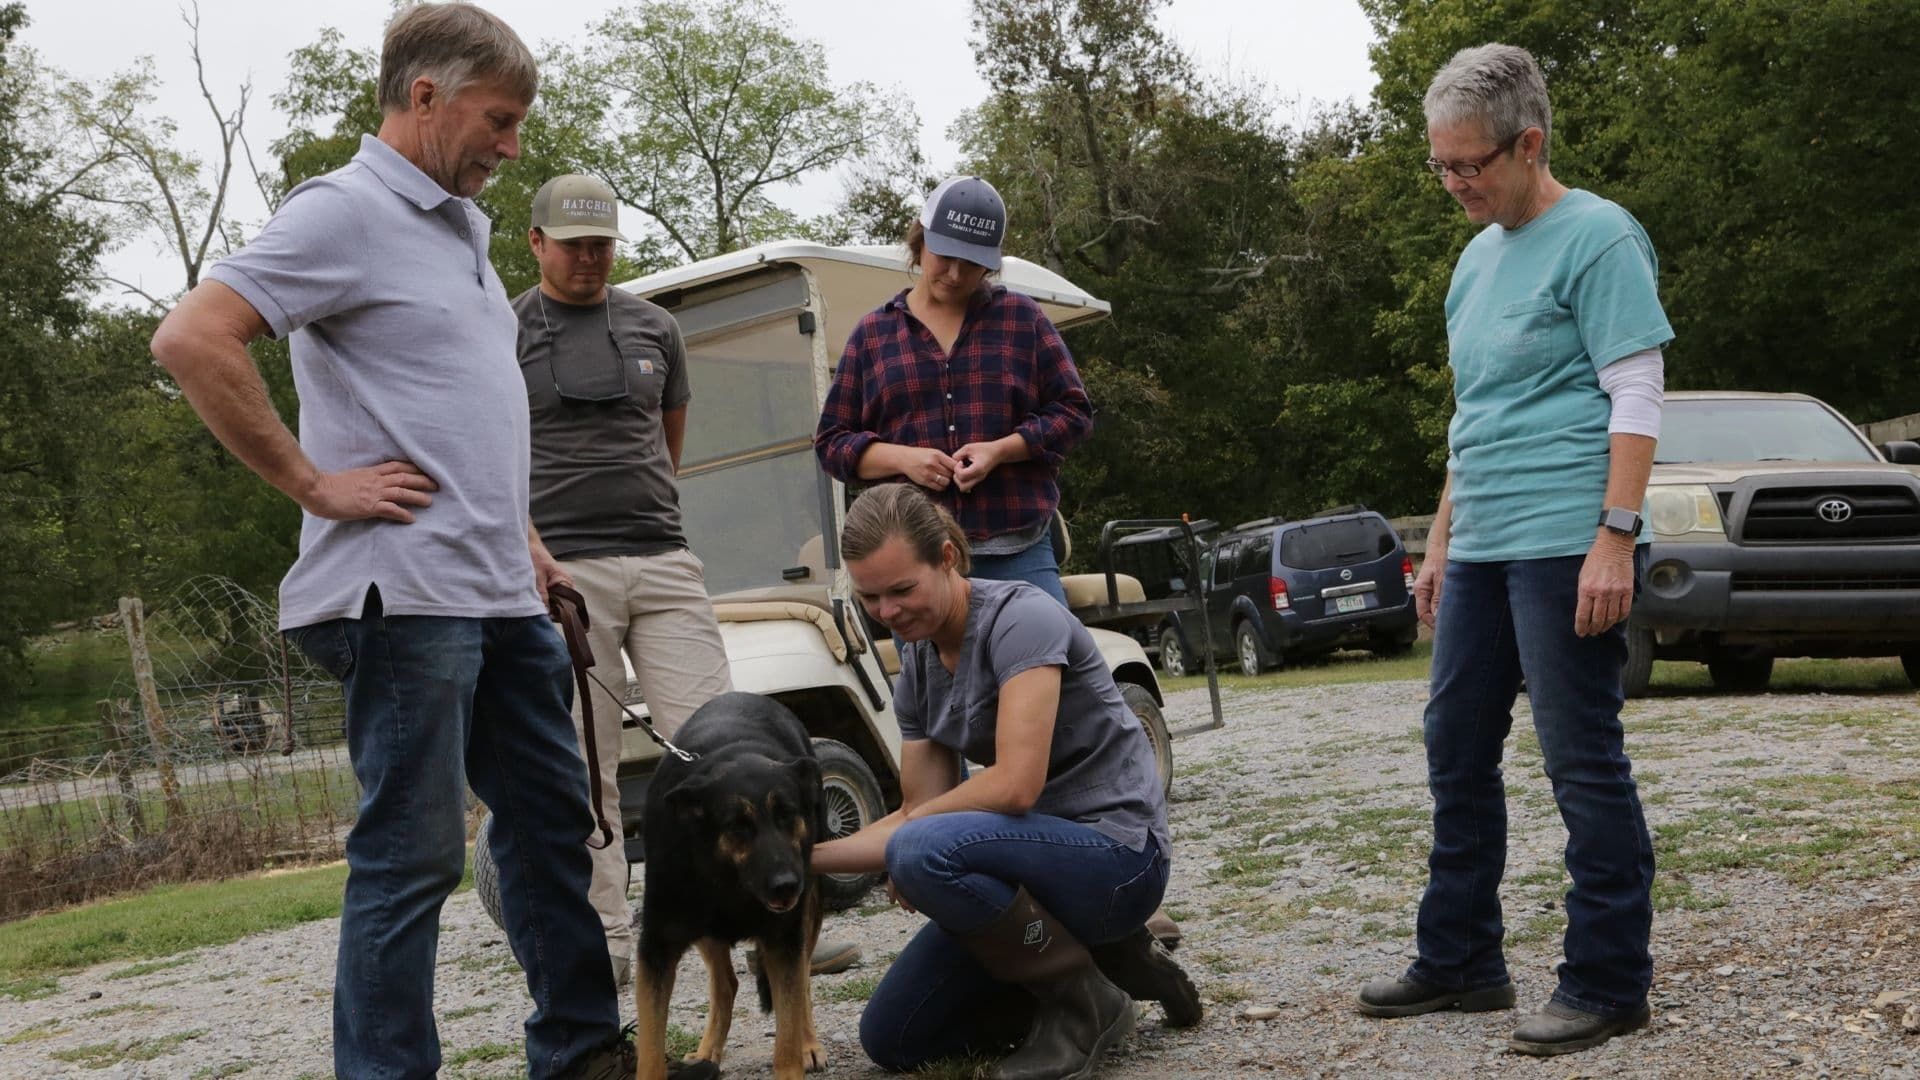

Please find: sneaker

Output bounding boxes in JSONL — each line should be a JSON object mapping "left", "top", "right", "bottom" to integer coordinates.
{"left": 1508, "top": 1000, "right": 1651, "bottom": 1056}
{"left": 1356, "top": 974, "right": 1517, "bottom": 1018}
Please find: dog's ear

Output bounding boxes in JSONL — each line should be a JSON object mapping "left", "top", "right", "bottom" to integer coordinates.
{"left": 665, "top": 776, "right": 714, "bottom": 823}
{"left": 785, "top": 756, "right": 822, "bottom": 799}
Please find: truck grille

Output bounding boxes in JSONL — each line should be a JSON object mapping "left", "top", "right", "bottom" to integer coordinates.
{"left": 1730, "top": 571, "right": 1920, "bottom": 592}
{"left": 1734, "top": 485, "right": 1920, "bottom": 542}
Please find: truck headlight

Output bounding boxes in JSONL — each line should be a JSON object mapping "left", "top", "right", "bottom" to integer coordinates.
{"left": 1646, "top": 484, "right": 1725, "bottom": 540}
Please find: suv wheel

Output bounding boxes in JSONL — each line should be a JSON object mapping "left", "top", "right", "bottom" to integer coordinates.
{"left": 1707, "top": 649, "right": 1773, "bottom": 693}
{"left": 1622, "top": 624, "right": 1656, "bottom": 698}
{"left": 1902, "top": 651, "right": 1920, "bottom": 689}
{"left": 1234, "top": 621, "right": 1275, "bottom": 677}
{"left": 1158, "top": 626, "right": 1190, "bottom": 678}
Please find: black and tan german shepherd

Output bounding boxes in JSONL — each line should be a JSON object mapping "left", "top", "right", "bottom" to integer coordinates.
{"left": 634, "top": 692, "right": 826, "bottom": 1080}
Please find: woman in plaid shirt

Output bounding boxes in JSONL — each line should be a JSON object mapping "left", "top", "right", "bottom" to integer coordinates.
{"left": 813, "top": 176, "right": 1094, "bottom": 605}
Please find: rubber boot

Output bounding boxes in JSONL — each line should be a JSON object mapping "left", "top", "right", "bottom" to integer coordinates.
{"left": 1090, "top": 925, "right": 1202, "bottom": 1027}
{"left": 961, "top": 888, "right": 1135, "bottom": 1080}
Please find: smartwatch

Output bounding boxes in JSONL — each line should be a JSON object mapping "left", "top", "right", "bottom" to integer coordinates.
{"left": 1598, "top": 507, "right": 1643, "bottom": 537}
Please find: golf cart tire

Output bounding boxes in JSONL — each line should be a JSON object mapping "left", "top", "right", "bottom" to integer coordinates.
{"left": 474, "top": 809, "right": 505, "bottom": 932}
{"left": 1119, "top": 683, "right": 1175, "bottom": 799}
{"left": 813, "top": 737, "right": 886, "bottom": 911}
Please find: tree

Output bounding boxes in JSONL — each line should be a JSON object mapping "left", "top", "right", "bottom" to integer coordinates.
{"left": 32, "top": 1, "right": 263, "bottom": 303}
{"left": 548, "top": 0, "right": 912, "bottom": 261}
{"left": 1355, "top": 0, "right": 1920, "bottom": 424}
{"left": 0, "top": 3, "right": 114, "bottom": 700}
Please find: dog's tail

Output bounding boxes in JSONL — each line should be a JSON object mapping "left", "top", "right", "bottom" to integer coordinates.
{"left": 755, "top": 964, "right": 773, "bottom": 1013}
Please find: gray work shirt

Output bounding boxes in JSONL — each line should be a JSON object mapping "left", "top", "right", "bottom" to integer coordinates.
{"left": 206, "top": 135, "right": 541, "bottom": 630}
{"left": 893, "top": 578, "right": 1170, "bottom": 854}
{"left": 512, "top": 287, "right": 692, "bottom": 559}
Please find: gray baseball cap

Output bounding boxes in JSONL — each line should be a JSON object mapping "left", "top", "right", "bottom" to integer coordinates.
{"left": 919, "top": 176, "right": 1006, "bottom": 270}
{"left": 530, "top": 174, "right": 627, "bottom": 241}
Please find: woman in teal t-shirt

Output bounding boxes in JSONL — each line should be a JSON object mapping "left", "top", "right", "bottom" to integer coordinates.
{"left": 1355, "top": 44, "right": 1671, "bottom": 1059}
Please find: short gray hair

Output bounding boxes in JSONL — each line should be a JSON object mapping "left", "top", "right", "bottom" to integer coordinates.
{"left": 1424, "top": 43, "right": 1552, "bottom": 164}
{"left": 377, "top": 2, "right": 538, "bottom": 114}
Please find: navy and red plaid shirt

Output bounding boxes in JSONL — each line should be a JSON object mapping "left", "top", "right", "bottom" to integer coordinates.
{"left": 814, "top": 285, "right": 1094, "bottom": 541}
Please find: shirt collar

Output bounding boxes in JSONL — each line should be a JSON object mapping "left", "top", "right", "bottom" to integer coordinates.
{"left": 355, "top": 134, "right": 458, "bottom": 212}
{"left": 885, "top": 283, "right": 1006, "bottom": 316}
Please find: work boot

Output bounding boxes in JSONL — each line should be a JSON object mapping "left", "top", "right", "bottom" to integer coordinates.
{"left": 1089, "top": 925, "right": 1202, "bottom": 1027}
{"left": 746, "top": 934, "right": 863, "bottom": 977}
{"left": 1508, "top": 1000, "right": 1651, "bottom": 1056}
{"left": 1143, "top": 907, "right": 1182, "bottom": 951}
{"left": 1355, "top": 974, "right": 1516, "bottom": 1018}
{"left": 963, "top": 888, "right": 1135, "bottom": 1080}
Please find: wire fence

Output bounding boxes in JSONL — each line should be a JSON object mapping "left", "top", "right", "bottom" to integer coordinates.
{"left": 0, "top": 577, "right": 354, "bottom": 922}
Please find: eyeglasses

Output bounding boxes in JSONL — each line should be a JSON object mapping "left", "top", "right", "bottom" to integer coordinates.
{"left": 538, "top": 294, "right": 629, "bottom": 404}
{"left": 1424, "top": 133, "right": 1521, "bottom": 179}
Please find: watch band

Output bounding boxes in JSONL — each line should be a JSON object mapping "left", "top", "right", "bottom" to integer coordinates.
{"left": 1598, "top": 507, "right": 1643, "bottom": 537}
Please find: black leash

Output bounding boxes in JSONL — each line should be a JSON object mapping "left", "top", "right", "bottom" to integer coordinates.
{"left": 546, "top": 584, "right": 698, "bottom": 853}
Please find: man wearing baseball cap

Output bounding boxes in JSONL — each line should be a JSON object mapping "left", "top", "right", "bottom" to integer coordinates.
{"left": 514, "top": 174, "right": 859, "bottom": 986}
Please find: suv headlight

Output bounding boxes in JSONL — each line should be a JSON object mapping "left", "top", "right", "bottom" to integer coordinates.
{"left": 1646, "top": 484, "right": 1725, "bottom": 540}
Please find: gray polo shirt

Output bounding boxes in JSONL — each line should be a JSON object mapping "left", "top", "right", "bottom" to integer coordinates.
{"left": 512, "top": 287, "right": 692, "bottom": 559}
{"left": 893, "top": 578, "right": 1170, "bottom": 854}
{"left": 206, "top": 135, "right": 541, "bottom": 630}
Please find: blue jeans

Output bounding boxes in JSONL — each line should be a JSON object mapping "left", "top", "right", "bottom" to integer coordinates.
{"left": 858, "top": 812, "right": 1168, "bottom": 1071}
{"left": 1409, "top": 552, "right": 1655, "bottom": 1018}
{"left": 287, "top": 587, "right": 617, "bottom": 1080}
{"left": 970, "top": 539, "right": 1068, "bottom": 606}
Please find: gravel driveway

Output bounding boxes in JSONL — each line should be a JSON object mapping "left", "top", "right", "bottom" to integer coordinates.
{"left": 5, "top": 678, "right": 1918, "bottom": 1079}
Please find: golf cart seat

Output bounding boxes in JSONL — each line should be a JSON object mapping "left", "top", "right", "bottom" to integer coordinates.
{"left": 708, "top": 583, "right": 863, "bottom": 663}
{"left": 1061, "top": 572, "right": 1148, "bottom": 610}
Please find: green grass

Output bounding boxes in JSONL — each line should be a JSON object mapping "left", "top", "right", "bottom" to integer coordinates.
{"left": 445, "top": 1042, "right": 519, "bottom": 1068}
{"left": 818, "top": 972, "right": 883, "bottom": 1003}
{"left": 1161, "top": 642, "right": 1433, "bottom": 694}
{"left": 49, "top": 1028, "right": 207, "bottom": 1067}
{"left": 1162, "top": 644, "right": 1913, "bottom": 698}
{"left": 1640, "top": 656, "right": 1914, "bottom": 696}
{"left": 0, "top": 862, "right": 351, "bottom": 986}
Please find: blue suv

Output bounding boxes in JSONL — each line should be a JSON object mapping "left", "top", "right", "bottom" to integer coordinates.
{"left": 1157, "top": 507, "right": 1418, "bottom": 676}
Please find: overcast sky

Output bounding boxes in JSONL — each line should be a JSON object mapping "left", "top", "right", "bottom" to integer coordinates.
{"left": 19, "top": 0, "right": 1379, "bottom": 300}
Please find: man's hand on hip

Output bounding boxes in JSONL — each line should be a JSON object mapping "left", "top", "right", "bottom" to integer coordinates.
{"left": 300, "top": 461, "right": 438, "bottom": 523}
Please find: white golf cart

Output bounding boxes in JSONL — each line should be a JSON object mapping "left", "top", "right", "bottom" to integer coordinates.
{"left": 476, "top": 242, "right": 1182, "bottom": 922}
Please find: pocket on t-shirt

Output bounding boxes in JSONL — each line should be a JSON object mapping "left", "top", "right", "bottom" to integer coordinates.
{"left": 613, "top": 332, "right": 670, "bottom": 409}
{"left": 1491, "top": 295, "right": 1562, "bottom": 368}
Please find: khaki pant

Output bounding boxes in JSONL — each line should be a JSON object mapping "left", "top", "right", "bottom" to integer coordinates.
{"left": 565, "top": 547, "right": 733, "bottom": 960}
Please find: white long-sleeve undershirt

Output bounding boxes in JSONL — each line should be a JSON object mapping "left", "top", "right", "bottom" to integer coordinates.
{"left": 1597, "top": 348, "right": 1664, "bottom": 439}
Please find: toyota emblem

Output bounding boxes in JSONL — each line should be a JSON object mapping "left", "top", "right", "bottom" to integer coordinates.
{"left": 1339, "top": 568, "right": 1353, "bottom": 581}
{"left": 1816, "top": 498, "right": 1853, "bottom": 524}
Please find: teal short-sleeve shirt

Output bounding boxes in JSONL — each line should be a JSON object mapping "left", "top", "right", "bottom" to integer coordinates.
{"left": 1443, "top": 189, "right": 1674, "bottom": 562}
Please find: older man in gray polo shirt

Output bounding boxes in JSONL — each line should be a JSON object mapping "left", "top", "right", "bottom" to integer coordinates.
{"left": 149, "top": 6, "right": 628, "bottom": 1079}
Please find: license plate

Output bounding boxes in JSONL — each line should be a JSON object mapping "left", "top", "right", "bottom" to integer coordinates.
{"left": 1334, "top": 594, "right": 1368, "bottom": 614}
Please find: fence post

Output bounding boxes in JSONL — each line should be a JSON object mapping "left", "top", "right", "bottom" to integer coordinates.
{"left": 120, "top": 596, "right": 184, "bottom": 820}
{"left": 99, "top": 699, "right": 146, "bottom": 836}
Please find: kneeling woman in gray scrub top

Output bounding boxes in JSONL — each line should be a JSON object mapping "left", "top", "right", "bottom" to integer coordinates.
{"left": 812, "top": 483, "right": 1198, "bottom": 1079}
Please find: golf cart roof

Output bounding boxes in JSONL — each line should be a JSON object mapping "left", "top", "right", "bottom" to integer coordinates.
{"left": 616, "top": 241, "right": 1112, "bottom": 332}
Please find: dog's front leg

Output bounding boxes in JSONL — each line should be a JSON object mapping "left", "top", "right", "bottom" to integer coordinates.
{"left": 691, "top": 937, "right": 738, "bottom": 1065}
{"left": 634, "top": 947, "right": 682, "bottom": 1080}
{"left": 761, "top": 939, "right": 826, "bottom": 1079}
{"left": 800, "top": 887, "right": 825, "bottom": 1070}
